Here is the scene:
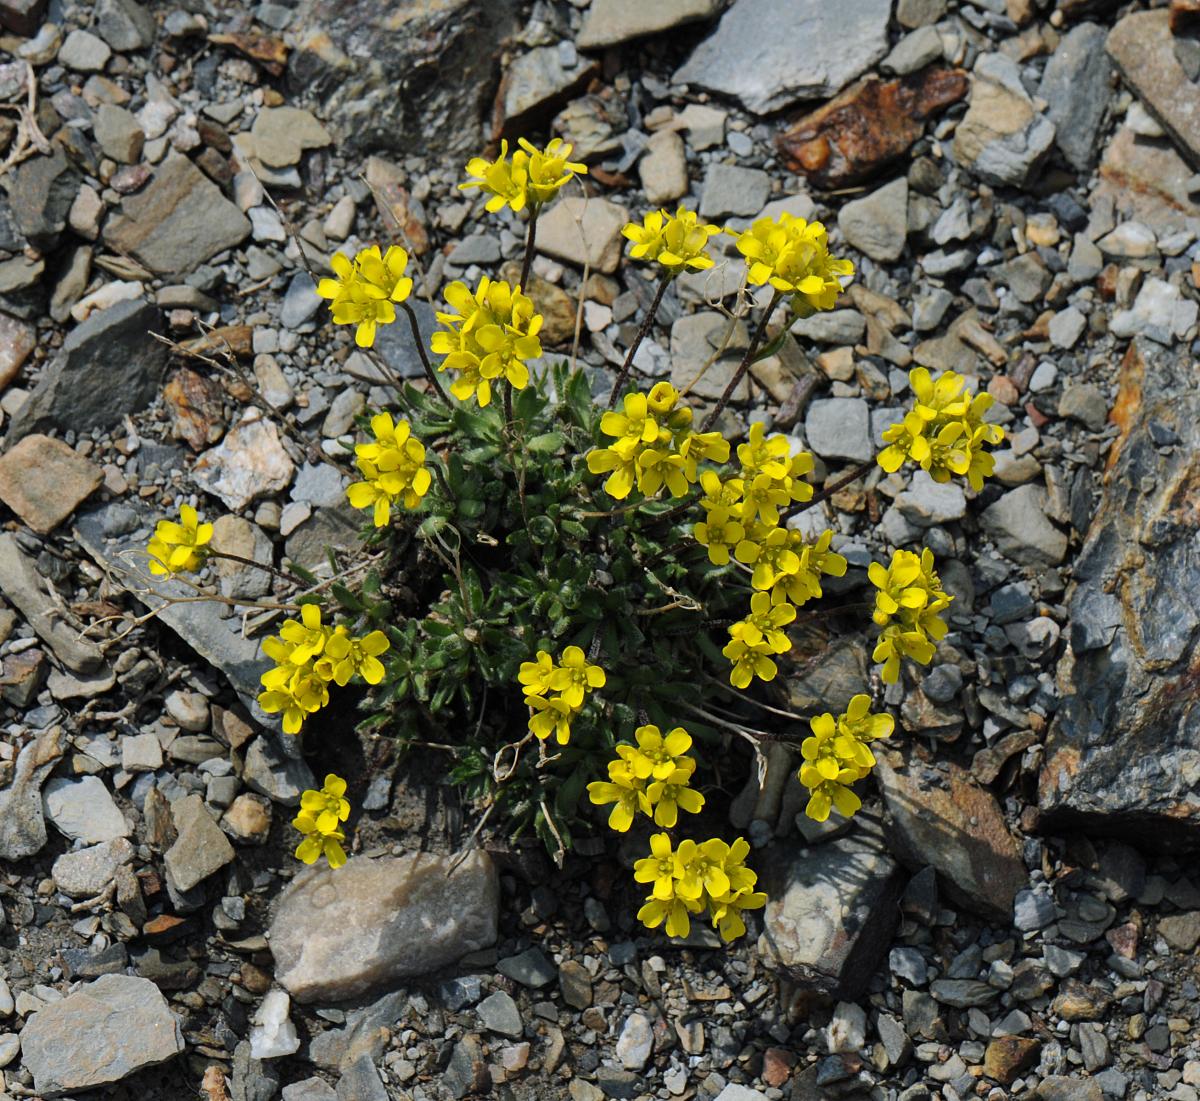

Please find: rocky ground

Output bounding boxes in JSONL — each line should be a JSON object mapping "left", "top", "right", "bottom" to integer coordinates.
{"left": 1, "top": 0, "right": 1200, "bottom": 1098}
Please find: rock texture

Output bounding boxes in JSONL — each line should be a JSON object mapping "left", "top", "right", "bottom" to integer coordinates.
{"left": 270, "top": 851, "right": 500, "bottom": 1002}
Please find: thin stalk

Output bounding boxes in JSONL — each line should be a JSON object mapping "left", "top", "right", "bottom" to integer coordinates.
{"left": 785, "top": 457, "right": 876, "bottom": 518}
{"left": 402, "top": 301, "right": 450, "bottom": 407}
{"left": 519, "top": 203, "right": 540, "bottom": 291}
{"left": 607, "top": 273, "right": 671, "bottom": 410}
{"left": 206, "top": 549, "right": 303, "bottom": 587}
{"left": 700, "top": 289, "right": 783, "bottom": 432}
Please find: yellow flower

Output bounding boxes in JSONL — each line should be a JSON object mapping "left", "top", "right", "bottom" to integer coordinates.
{"left": 868, "top": 547, "right": 951, "bottom": 683}
{"left": 527, "top": 694, "right": 577, "bottom": 744}
{"left": 733, "top": 591, "right": 795, "bottom": 652}
{"left": 699, "top": 470, "right": 744, "bottom": 513}
{"left": 147, "top": 504, "right": 213, "bottom": 577}
{"left": 729, "top": 213, "right": 853, "bottom": 314}
{"left": 346, "top": 413, "right": 432, "bottom": 526}
{"left": 673, "top": 838, "right": 731, "bottom": 902}
{"left": 517, "top": 650, "right": 556, "bottom": 697}
{"left": 693, "top": 506, "right": 746, "bottom": 566}
{"left": 637, "top": 892, "right": 702, "bottom": 939}
{"left": 279, "top": 603, "right": 328, "bottom": 664}
{"left": 293, "top": 779, "right": 348, "bottom": 868}
{"left": 634, "top": 832, "right": 680, "bottom": 900}
{"left": 548, "top": 645, "right": 606, "bottom": 708}
{"left": 707, "top": 885, "right": 768, "bottom": 942}
{"left": 317, "top": 245, "right": 413, "bottom": 348}
{"left": 517, "top": 137, "right": 587, "bottom": 205}
{"left": 458, "top": 139, "right": 529, "bottom": 213}
{"left": 258, "top": 662, "right": 330, "bottom": 735}
{"left": 769, "top": 528, "right": 848, "bottom": 607}
{"left": 799, "top": 695, "right": 893, "bottom": 822}
{"left": 646, "top": 760, "right": 703, "bottom": 827}
{"left": 734, "top": 524, "right": 801, "bottom": 591}
{"left": 315, "top": 627, "right": 390, "bottom": 686}
{"left": 622, "top": 207, "right": 722, "bottom": 274}
{"left": 722, "top": 635, "right": 780, "bottom": 689}
{"left": 619, "top": 724, "right": 693, "bottom": 782}
{"left": 430, "top": 278, "right": 543, "bottom": 407}
{"left": 587, "top": 760, "right": 651, "bottom": 832}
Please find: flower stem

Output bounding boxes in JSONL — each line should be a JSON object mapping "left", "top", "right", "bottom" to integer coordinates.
{"left": 519, "top": 203, "right": 540, "bottom": 292}
{"left": 784, "top": 457, "right": 877, "bottom": 518}
{"left": 206, "top": 549, "right": 303, "bottom": 587}
{"left": 401, "top": 301, "right": 450, "bottom": 407}
{"left": 607, "top": 273, "right": 671, "bottom": 410}
{"left": 700, "top": 289, "right": 783, "bottom": 432}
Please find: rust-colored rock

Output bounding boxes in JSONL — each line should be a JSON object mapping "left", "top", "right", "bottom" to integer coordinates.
{"left": 163, "top": 367, "right": 226, "bottom": 451}
{"left": 1170, "top": 0, "right": 1200, "bottom": 34}
{"left": 365, "top": 156, "right": 430, "bottom": 255}
{"left": 208, "top": 32, "right": 289, "bottom": 76}
{"left": 984, "top": 1037, "right": 1041, "bottom": 1085}
{"left": 180, "top": 324, "right": 254, "bottom": 360}
{"left": 778, "top": 69, "right": 968, "bottom": 189}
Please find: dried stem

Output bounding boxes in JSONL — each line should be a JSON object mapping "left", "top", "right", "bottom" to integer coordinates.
{"left": 207, "top": 549, "right": 303, "bottom": 587}
{"left": 401, "top": 301, "right": 450, "bottom": 406}
{"left": 700, "top": 289, "right": 783, "bottom": 432}
{"left": 784, "top": 457, "right": 877, "bottom": 518}
{"left": 607, "top": 274, "right": 671, "bottom": 410}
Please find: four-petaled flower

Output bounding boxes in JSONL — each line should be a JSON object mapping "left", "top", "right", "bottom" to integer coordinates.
{"left": 294, "top": 774, "right": 351, "bottom": 868}
{"left": 622, "top": 207, "right": 722, "bottom": 275}
{"left": 147, "top": 504, "right": 213, "bottom": 577}
{"left": 317, "top": 245, "right": 413, "bottom": 348}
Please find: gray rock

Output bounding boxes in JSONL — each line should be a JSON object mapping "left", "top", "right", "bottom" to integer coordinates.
{"left": 714, "top": 1088, "right": 769, "bottom": 1101}
{"left": 838, "top": 178, "right": 908, "bottom": 262}
{"left": 577, "top": 0, "right": 721, "bottom": 49}
{"left": 95, "top": 0, "right": 156, "bottom": 51}
{"left": 336, "top": 1056, "right": 387, "bottom": 1101}
{"left": 698, "top": 163, "right": 770, "bottom": 219}
{"left": 889, "top": 945, "right": 928, "bottom": 987}
{"left": 250, "top": 106, "right": 332, "bottom": 168}
{"left": 93, "top": 104, "right": 145, "bottom": 164}
{"left": 7, "top": 147, "right": 81, "bottom": 251}
{"left": 1049, "top": 306, "right": 1086, "bottom": 350}
{"left": 638, "top": 128, "right": 689, "bottom": 206}
{"left": 980, "top": 485, "right": 1069, "bottom": 565}
{"left": 953, "top": 52, "right": 1055, "bottom": 187}
{"left": 373, "top": 298, "right": 437, "bottom": 378}
{"left": 894, "top": 472, "right": 967, "bottom": 527}
{"left": 286, "top": 0, "right": 521, "bottom": 158}
{"left": 930, "top": 979, "right": 999, "bottom": 1008}
{"left": 1041, "top": 350, "right": 1200, "bottom": 836}
{"left": 6, "top": 298, "right": 167, "bottom": 443}
{"left": 448, "top": 234, "right": 502, "bottom": 266}
{"left": 757, "top": 813, "right": 904, "bottom": 998}
{"left": 1037, "top": 1077, "right": 1102, "bottom": 1101}
{"left": 1038, "top": 23, "right": 1113, "bottom": 171}
{"left": 1067, "top": 234, "right": 1103, "bottom": 282}
{"left": 59, "top": 29, "right": 112, "bottom": 71}
{"left": 52, "top": 837, "right": 134, "bottom": 898}
{"left": 882, "top": 25, "right": 944, "bottom": 76}
{"left": 497, "top": 947, "right": 557, "bottom": 988}
{"left": 674, "top": 0, "right": 890, "bottom": 114}
{"left": 19, "top": 975, "right": 184, "bottom": 1095}
{"left": 616, "top": 1011, "right": 654, "bottom": 1071}
{"left": 269, "top": 851, "right": 499, "bottom": 1002}
{"left": 875, "top": 756, "right": 1026, "bottom": 923}
{"left": 670, "top": 312, "right": 752, "bottom": 402}
{"left": 43, "top": 776, "right": 129, "bottom": 843}
{"left": 897, "top": 0, "right": 946, "bottom": 26}
{"left": 103, "top": 155, "right": 251, "bottom": 275}
{"left": 497, "top": 44, "right": 597, "bottom": 131}
{"left": 284, "top": 1079, "right": 338, "bottom": 1101}
{"left": 1110, "top": 277, "right": 1199, "bottom": 345}
{"left": 995, "top": 252, "right": 1050, "bottom": 304}
{"left": 477, "top": 990, "right": 523, "bottom": 1038}
{"left": 1058, "top": 383, "right": 1107, "bottom": 431}
{"left": 804, "top": 398, "right": 873, "bottom": 462}
{"left": 0, "top": 725, "right": 65, "bottom": 860}
{"left": 243, "top": 735, "right": 316, "bottom": 807}
{"left": 791, "top": 309, "right": 865, "bottom": 346}
{"left": 280, "top": 272, "right": 322, "bottom": 329}
{"left": 536, "top": 195, "right": 628, "bottom": 273}
{"left": 195, "top": 418, "right": 295, "bottom": 511}
{"left": 164, "top": 793, "right": 236, "bottom": 892}
{"left": 1013, "top": 887, "right": 1057, "bottom": 931}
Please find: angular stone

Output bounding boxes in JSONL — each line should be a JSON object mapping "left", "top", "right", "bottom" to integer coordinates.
{"left": 953, "top": 52, "right": 1055, "bottom": 187}
{"left": 1097, "top": 126, "right": 1196, "bottom": 235}
{"left": 0, "top": 535, "right": 104, "bottom": 673}
{"left": 95, "top": 0, "right": 156, "bottom": 51}
{"left": 778, "top": 69, "right": 969, "bottom": 189}
{"left": 675, "top": 0, "right": 890, "bottom": 115}
{"left": 536, "top": 196, "right": 628, "bottom": 274}
{"left": 980, "top": 484, "right": 1069, "bottom": 566}
{"left": 43, "top": 775, "right": 129, "bottom": 843}
{"left": 93, "top": 103, "right": 145, "bottom": 163}
{"left": 0, "top": 435, "right": 102, "bottom": 534}
{"left": 1040, "top": 343, "right": 1200, "bottom": 837}
{"left": 699, "top": 163, "right": 770, "bottom": 219}
{"left": 0, "top": 311, "right": 35, "bottom": 389}
{"left": 6, "top": 298, "right": 168, "bottom": 443}
{"left": 0, "top": 0, "right": 48, "bottom": 35}
{"left": 59, "top": 29, "right": 112, "bottom": 71}
{"left": 242, "top": 735, "right": 315, "bottom": 807}
{"left": 875, "top": 755, "right": 1026, "bottom": 923}
{"left": 164, "top": 793, "right": 236, "bottom": 892}
{"left": 0, "top": 725, "right": 64, "bottom": 861}
{"left": 838, "top": 177, "right": 908, "bottom": 262}
{"left": 269, "top": 851, "right": 499, "bottom": 1002}
{"left": 1107, "top": 10, "right": 1200, "bottom": 169}
{"left": 250, "top": 106, "right": 332, "bottom": 168}
{"left": 669, "top": 312, "right": 751, "bottom": 402}
{"left": 52, "top": 837, "right": 134, "bottom": 898}
{"left": 194, "top": 417, "right": 295, "bottom": 511}
{"left": 805, "top": 398, "right": 873, "bottom": 462}
{"left": 7, "top": 148, "right": 81, "bottom": 250}
{"left": 757, "top": 813, "right": 904, "bottom": 998}
{"left": 1038, "top": 22, "right": 1113, "bottom": 172}
{"left": 578, "top": 0, "right": 720, "bottom": 48}
{"left": 19, "top": 975, "right": 184, "bottom": 1095}
{"left": 104, "top": 155, "right": 250, "bottom": 275}
{"left": 638, "top": 129, "right": 689, "bottom": 206}
{"left": 495, "top": 45, "right": 598, "bottom": 134}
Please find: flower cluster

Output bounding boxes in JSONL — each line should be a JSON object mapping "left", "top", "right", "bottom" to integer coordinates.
{"left": 317, "top": 244, "right": 413, "bottom": 348}
{"left": 587, "top": 381, "right": 729, "bottom": 500}
{"left": 346, "top": 412, "right": 433, "bottom": 527}
{"left": 257, "top": 604, "right": 390, "bottom": 733}
{"left": 729, "top": 213, "right": 853, "bottom": 316}
{"left": 147, "top": 504, "right": 213, "bottom": 577}
{"left": 798, "top": 695, "right": 894, "bottom": 822}
{"left": 878, "top": 368, "right": 1005, "bottom": 491}
{"left": 459, "top": 137, "right": 586, "bottom": 214}
{"left": 622, "top": 207, "right": 722, "bottom": 275}
{"left": 518, "top": 645, "right": 606, "bottom": 744}
{"left": 293, "top": 773, "right": 351, "bottom": 868}
{"left": 869, "top": 547, "right": 952, "bottom": 683}
{"left": 586, "top": 725, "right": 704, "bottom": 830}
{"left": 430, "top": 277, "right": 544, "bottom": 407}
{"left": 634, "top": 833, "right": 767, "bottom": 942}
{"left": 723, "top": 590, "right": 796, "bottom": 689}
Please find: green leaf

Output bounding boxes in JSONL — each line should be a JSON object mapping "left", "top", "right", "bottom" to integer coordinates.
{"left": 526, "top": 432, "right": 565, "bottom": 454}
{"left": 331, "top": 583, "right": 364, "bottom": 613}
{"left": 752, "top": 328, "right": 789, "bottom": 364}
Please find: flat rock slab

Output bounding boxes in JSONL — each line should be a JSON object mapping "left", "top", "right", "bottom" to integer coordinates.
{"left": 164, "top": 793, "right": 236, "bottom": 892}
{"left": 270, "top": 851, "right": 499, "bottom": 1003}
{"left": 0, "top": 434, "right": 102, "bottom": 534}
{"left": 1041, "top": 341, "right": 1200, "bottom": 838}
{"left": 875, "top": 754, "right": 1027, "bottom": 923}
{"left": 675, "top": 0, "right": 890, "bottom": 115}
{"left": 194, "top": 417, "right": 295, "bottom": 511}
{"left": 250, "top": 106, "right": 332, "bottom": 167}
{"left": 536, "top": 196, "right": 628, "bottom": 274}
{"left": 103, "top": 155, "right": 250, "bottom": 275}
{"left": 0, "top": 725, "right": 65, "bottom": 860}
{"left": 43, "top": 775, "right": 130, "bottom": 843}
{"left": 577, "top": 0, "right": 721, "bottom": 49}
{"left": 757, "top": 813, "right": 904, "bottom": 998}
{"left": 20, "top": 974, "right": 184, "bottom": 1095}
